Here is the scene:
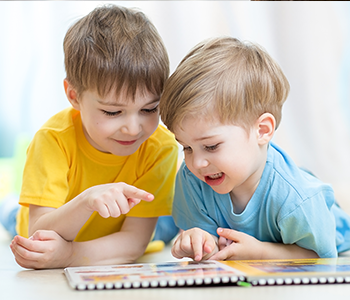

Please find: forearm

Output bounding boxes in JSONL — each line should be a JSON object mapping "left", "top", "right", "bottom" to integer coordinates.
{"left": 29, "top": 193, "right": 93, "bottom": 240}
{"left": 70, "top": 232, "right": 145, "bottom": 266}
{"left": 69, "top": 217, "right": 157, "bottom": 266}
{"left": 259, "top": 242, "right": 319, "bottom": 260}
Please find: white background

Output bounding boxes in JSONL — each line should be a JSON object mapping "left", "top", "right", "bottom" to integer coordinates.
{"left": 0, "top": 1, "right": 349, "bottom": 210}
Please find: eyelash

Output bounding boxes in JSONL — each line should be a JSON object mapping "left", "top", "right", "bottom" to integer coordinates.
{"left": 141, "top": 106, "right": 158, "bottom": 114}
{"left": 102, "top": 106, "right": 158, "bottom": 117}
{"left": 182, "top": 144, "right": 220, "bottom": 153}
{"left": 183, "top": 146, "right": 192, "bottom": 153}
{"left": 102, "top": 110, "right": 121, "bottom": 116}
{"left": 205, "top": 144, "right": 219, "bottom": 151}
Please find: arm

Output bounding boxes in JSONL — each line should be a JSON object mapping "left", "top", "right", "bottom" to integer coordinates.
{"left": 11, "top": 216, "right": 157, "bottom": 269}
{"left": 209, "top": 228, "right": 319, "bottom": 261}
{"left": 28, "top": 183, "right": 154, "bottom": 241}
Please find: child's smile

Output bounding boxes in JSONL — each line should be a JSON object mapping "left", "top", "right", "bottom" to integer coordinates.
{"left": 174, "top": 114, "right": 266, "bottom": 202}
{"left": 204, "top": 172, "right": 225, "bottom": 186}
{"left": 75, "top": 88, "right": 160, "bottom": 156}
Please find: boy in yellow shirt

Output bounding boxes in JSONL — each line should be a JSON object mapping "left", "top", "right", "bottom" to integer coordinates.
{"left": 9, "top": 4, "right": 178, "bottom": 269}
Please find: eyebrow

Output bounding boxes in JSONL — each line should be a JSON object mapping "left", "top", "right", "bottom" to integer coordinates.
{"left": 176, "top": 135, "right": 217, "bottom": 144}
{"left": 97, "top": 98, "right": 160, "bottom": 106}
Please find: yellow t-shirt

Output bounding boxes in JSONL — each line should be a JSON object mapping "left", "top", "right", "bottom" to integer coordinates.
{"left": 17, "top": 107, "right": 178, "bottom": 241}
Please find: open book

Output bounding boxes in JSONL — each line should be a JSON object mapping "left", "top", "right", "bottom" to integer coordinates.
{"left": 64, "top": 257, "right": 350, "bottom": 290}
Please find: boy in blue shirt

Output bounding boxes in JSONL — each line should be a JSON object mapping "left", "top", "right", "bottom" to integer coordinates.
{"left": 159, "top": 36, "right": 350, "bottom": 261}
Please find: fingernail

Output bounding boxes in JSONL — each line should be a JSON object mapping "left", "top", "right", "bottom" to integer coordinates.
{"left": 217, "top": 228, "right": 223, "bottom": 233}
{"left": 29, "top": 236, "right": 33, "bottom": 240}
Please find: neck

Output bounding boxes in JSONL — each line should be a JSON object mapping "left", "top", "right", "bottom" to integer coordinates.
{"left": 230, "top": 147, "right": 267, "bottom": 214}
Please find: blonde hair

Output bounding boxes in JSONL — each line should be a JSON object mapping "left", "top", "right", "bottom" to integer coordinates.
{"left": 160, "top": 36, "right": 289, "bottom": 132}
{"left": 64, "top": 4, "right": 169, "bottom": 98}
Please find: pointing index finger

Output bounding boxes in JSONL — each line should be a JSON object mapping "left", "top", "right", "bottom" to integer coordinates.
{"left": 123, "top": 185, "right": 154, "bottom": 202}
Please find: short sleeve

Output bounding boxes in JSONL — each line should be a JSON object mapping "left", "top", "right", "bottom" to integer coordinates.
{"left": 278, "top": 190, "right": 337, "bottom": 258}
{"left": 19, "top": 129, "right": 71, "bottom": 208}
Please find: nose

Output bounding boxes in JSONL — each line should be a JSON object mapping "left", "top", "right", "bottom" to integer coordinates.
{"left": 121, "top": 115, "right": 142, "bottom": 136}
{"left": 191, "top": 152, "right": 209, "bottom": 170}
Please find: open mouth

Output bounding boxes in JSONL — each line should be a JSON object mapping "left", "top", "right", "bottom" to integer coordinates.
{"left": 204, "top": 172, "right": 225, "bottom": 186}
{"left": 207, "top": 172, "right": 223, "bottom": 179}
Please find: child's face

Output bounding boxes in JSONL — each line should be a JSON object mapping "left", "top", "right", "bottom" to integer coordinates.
{"left": 174, "top": 115, "right": 266, "bottom": 197}
{"left": 77, "top": 88, "right": 160, "bottom": 156}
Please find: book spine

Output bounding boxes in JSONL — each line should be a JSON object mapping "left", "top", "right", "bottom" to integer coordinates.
{"left": 249, "top": 276, "right": 350, "bottom": 286}
{"left": 74, "top": 275, "right": 245, "bottom": 290}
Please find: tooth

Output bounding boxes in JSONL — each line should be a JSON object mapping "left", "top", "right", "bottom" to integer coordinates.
{"left": 209, "top": 173, "right": 222, "bottom": 179}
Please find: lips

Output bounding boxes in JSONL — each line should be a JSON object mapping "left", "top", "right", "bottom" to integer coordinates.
{"left": 204, "top": 172, "right": 225, "bottom": 186}
{"left": 115, "top": 140, "right": 137, "bottom": 146}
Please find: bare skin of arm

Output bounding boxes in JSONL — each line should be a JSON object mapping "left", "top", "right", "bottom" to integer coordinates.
{"left": 172, "top": 227, "right": 318, "bottom": 262}
{"left": 28, "top": 182, "right": 154, "bottom": 241}
{"left": 10, "top": 216, "right": 157, "bottom": 269}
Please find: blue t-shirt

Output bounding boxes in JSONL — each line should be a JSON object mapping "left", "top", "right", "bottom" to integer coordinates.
{"left": 173, "top": 142, "right": 350, "bottom": 258}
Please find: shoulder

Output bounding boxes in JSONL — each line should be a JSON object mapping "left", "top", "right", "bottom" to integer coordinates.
{"left": 139, "top": 124, "right": 178, "bottom": 158}
{"left": 264, "top": 142, "right": 335, "bottom": 214}
{"left": 41, "top": 107, "right": 78, "bottom": 130}
{"left": 148, "top": 124, "right": 177, "bottom": 147}
{"left": 30, "top": 107, "right": 79, "bottom": 152}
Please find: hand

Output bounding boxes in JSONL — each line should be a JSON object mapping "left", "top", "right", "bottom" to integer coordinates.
{"left": 171, "top": 227, "right": 218, "bottom": 261}
{"left": 210, "top": 228, "right": 263, "bottom": 260}
{"left": 83, "top": 182, "right": 154, "bottom": 218}
{"left": 10, "top": 230, "right": 74, "bottom": 269}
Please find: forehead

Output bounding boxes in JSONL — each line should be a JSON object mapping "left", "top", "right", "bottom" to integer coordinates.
{"left": 96, "top": 87, "right": 159, "bottom": 106}
{"left": 174, "top": 113, "right": 251, "bottom": 144}
{"left": 175, "top": 114, "right": 223, "bottom": 140}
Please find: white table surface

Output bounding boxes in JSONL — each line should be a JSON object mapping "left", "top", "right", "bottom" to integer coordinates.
{"left": 1, "top": 225, "right": 350, "bottom": 300}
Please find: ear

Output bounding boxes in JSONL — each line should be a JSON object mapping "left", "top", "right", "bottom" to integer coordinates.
{"left": 255, "top": 113, "right": 275, "bottom": 145}
{"left": 64, "top": 79, "right": 80, "bottom": 110}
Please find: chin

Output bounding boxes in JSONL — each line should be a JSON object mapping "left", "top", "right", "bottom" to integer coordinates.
{"left": 113, "top": 146, "right": 140, "bottom": 156}
{"left": 210, "top": 185, "right": 233, "bottom": 195}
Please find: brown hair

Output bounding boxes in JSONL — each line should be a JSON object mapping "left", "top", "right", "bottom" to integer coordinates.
{"left": 160, "top": 36, "right": 290, "bottom": 132}
{"left": 63, "top": 4, "right": 169, "bottom": 99}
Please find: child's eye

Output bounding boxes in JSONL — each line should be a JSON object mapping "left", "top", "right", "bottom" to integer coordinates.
{"left": 204, "top": 144, "right": 219, "bottom": 151}
{"left": 183, "top": 146, "right": 192, "bottom": 153}
{"left": 102, "top": 110, "right": 121, "bottom": 116}
{"left": 141, "top": 106, "right": 159, "bottom": 114}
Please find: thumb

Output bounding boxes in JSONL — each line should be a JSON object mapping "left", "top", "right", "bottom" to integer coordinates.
{"left": 217, "top": 228, "right": 240, "bottom": 242}
{"left": 30, "top": 230, "right": 58, "bottom": 241}
{"left": 127, "top": 198, "right": 142, "bottom": 209}
{"left": 209, "top": 247, "right": 231, "bottom": 261}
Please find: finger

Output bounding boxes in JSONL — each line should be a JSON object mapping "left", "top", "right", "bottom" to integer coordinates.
{"left": 127, "top": 198, "right": 142, "bottom": 209}
{"left": 218, "top": 236, "right": 228, "bottom": 251}
{"left": 10, "top": 239, "right": 43, "bottom": 269}
{"left": 209, "top": 247, "right": 231, "bottom": 261}
{"left": 12, "top": 235, "right": 40, "bottom": 252}
{"left": 171, "top": 236, "right": 184, "bottom": 258}
{"left": 191, "top": 234, "right": 203, "bottom": 261}
{"left": 94, "top": 202, "right": 111, "bottom": 218}
{"left": 217, "top": 228, "right": 240, "bottom": 242}
{"left": 203, "top": 239, "right": 215, "bottom": 255}
{"left": 31, "top": 230, "right": 60, "bottom": 241}
{"left": 121, "top": 184, "right": 154, "bottom": 202}
{"left": 106, "top": 201, "right": 121, "bottom": 218}
{"left": 10, "top": 243, "right": 36, "bottom": 269}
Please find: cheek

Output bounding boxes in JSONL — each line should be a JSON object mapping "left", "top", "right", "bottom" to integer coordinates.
{"left": 145, "top": 115, "right": 159, "bottom": 132}
{"left": 184, "top": 156, "right": 198, "bottom": 176}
